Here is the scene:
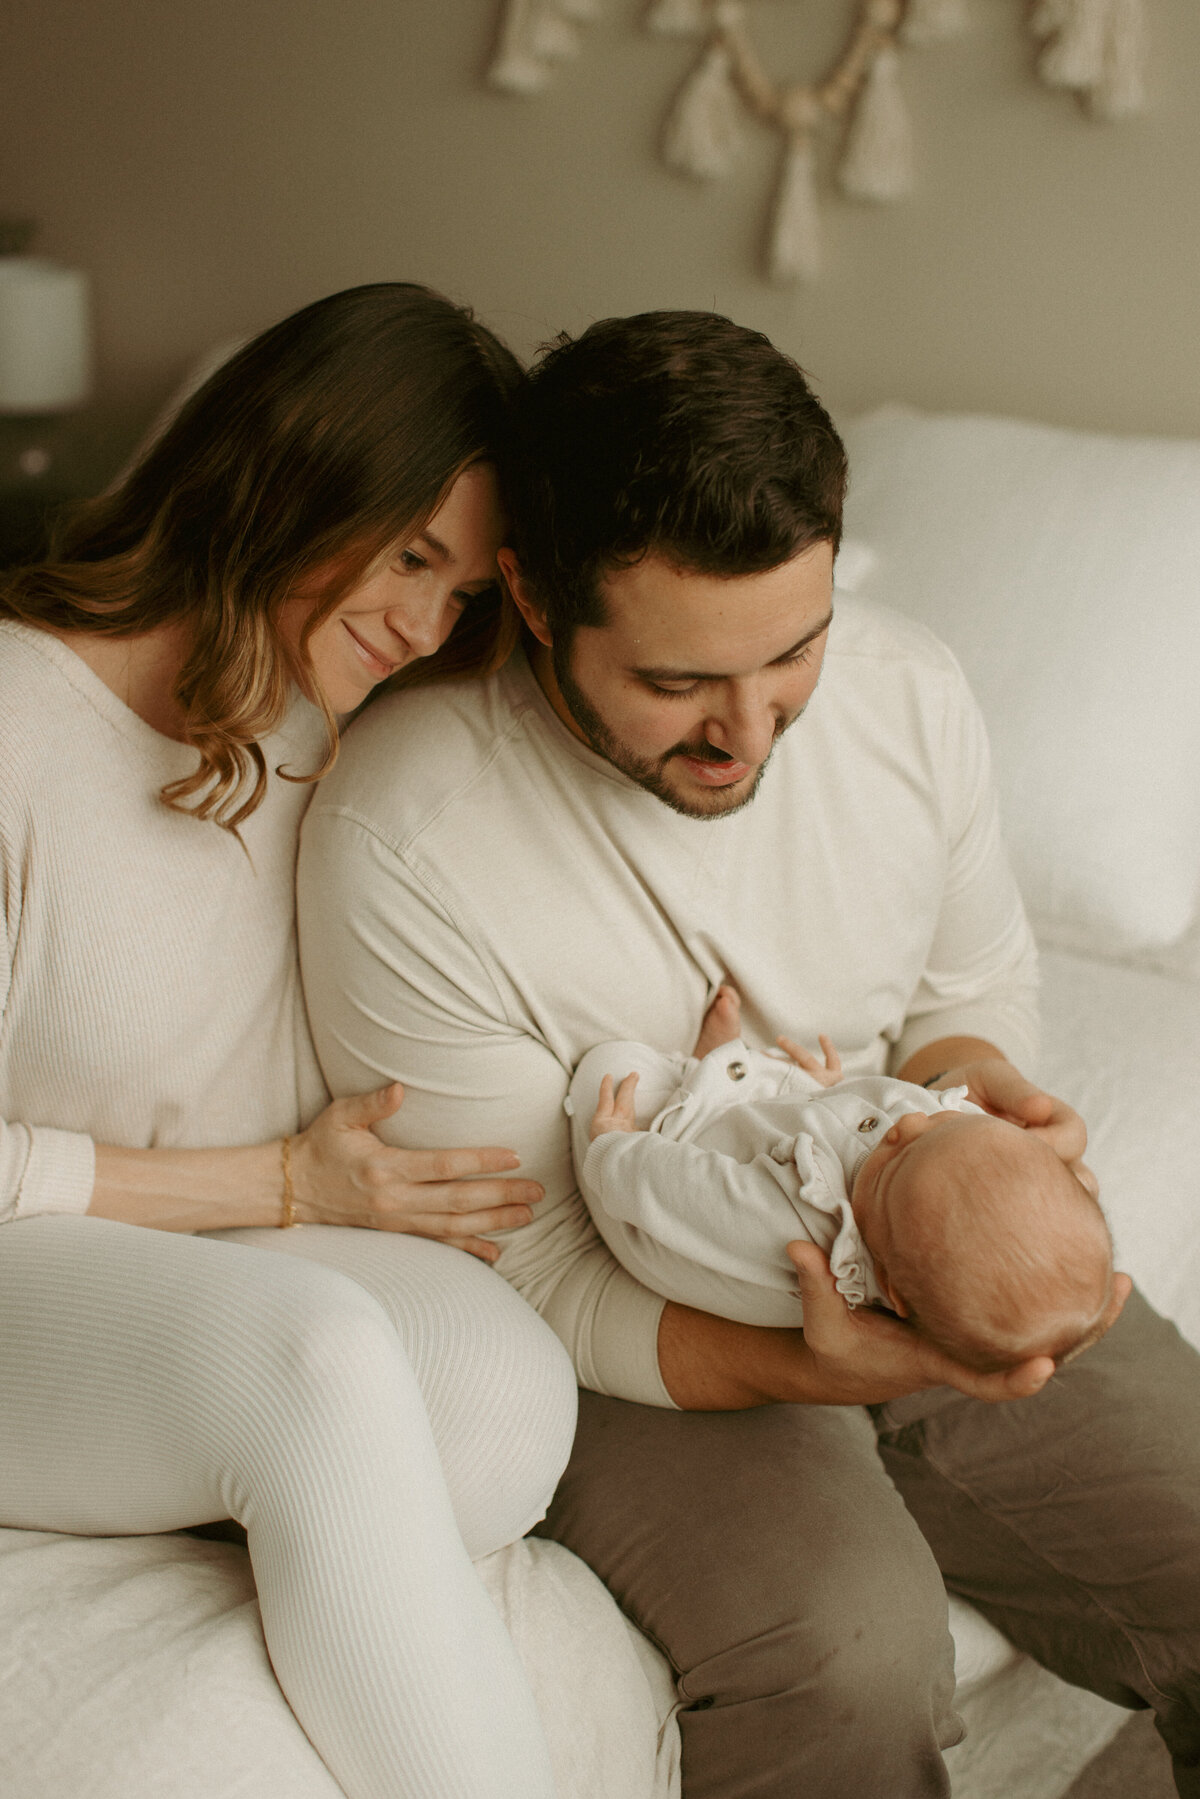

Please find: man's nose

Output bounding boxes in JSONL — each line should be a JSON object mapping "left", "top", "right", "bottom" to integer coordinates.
{"left": 704, "top": 691, "right": 781, "bottom": 767}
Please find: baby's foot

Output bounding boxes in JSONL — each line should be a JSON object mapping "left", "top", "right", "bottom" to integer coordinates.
{"left": 694, "top": 984, "right": 742, "bottom": 1058}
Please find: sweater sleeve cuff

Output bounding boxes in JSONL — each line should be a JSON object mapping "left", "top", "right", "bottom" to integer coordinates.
{"left": 533, "top": 1239, "right": 676, "bottom": 1409}
{"left": 3, "top": 1124, "right": 96, "bottom": 1223}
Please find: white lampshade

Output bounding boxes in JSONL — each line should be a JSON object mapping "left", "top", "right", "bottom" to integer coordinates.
{"left": 0, "top": 257, "right": 92, "bottom": 414}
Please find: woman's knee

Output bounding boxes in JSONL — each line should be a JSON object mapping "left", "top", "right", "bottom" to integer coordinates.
{"left": 205, "top": 1250, "right": 427, "bottom": 1466}
{"left": 223, "top": 1229, "right": 579, "bottom": 1554}
{"left": 400, "top": 1250, "right": 578, "bottom": 1555}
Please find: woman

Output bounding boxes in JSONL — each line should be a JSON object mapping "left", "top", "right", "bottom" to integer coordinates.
{"left": 0, "top": 283, "right": 577, "bottom": 1799}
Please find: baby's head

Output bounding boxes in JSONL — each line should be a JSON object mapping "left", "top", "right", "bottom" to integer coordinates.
{"left": 851, "top": 1108, "right": 1114, "bottom": 1373}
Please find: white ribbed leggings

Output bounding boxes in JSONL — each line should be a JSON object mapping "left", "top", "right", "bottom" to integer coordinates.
{"left": 0, "top": 1214, "right": 579, "bottom": 1799}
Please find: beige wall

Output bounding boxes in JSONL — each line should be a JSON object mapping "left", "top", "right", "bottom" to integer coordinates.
{"left": 4, "top": 0, "right": 1198, "bottom": 475}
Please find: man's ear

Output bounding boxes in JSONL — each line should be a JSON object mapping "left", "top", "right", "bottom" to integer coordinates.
{"left": 497, "top": 548, "right": 553, "bottom": 649}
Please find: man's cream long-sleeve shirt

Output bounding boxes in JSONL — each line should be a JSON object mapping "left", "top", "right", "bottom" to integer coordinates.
{"left": 298, "top": 595, "right": 1038, "bottom": 1406}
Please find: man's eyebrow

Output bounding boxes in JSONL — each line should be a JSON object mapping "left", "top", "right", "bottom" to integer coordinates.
{"left": 631, "top": 609, "right": 834, "bottom": 683}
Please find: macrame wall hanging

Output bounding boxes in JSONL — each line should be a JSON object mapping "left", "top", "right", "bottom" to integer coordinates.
{"left": 487, "top": 0, "right": 1149, "bottom": 284}
{"left": 488, "top": 0, "right": 602, "bottom": 93}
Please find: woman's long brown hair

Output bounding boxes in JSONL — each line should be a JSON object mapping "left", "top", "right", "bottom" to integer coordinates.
{"left": 0, "top": 283, "right": 523, "bottom": 830}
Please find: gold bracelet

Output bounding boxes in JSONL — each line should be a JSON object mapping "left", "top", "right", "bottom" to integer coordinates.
{"left": 279, "top": 1135, "right": 297, "bottom": 1228}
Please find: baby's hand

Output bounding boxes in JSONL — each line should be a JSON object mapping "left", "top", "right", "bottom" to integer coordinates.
{"left": 589, "top": 1072, "right": 641, "bottom": 1142}
{"left": 777, "top": 1033, "right": 843, "bottom": 1088}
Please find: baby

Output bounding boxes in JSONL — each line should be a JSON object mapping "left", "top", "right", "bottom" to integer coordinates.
{"left": 568, "top": 989, "right": 1114, "bottom": 1373}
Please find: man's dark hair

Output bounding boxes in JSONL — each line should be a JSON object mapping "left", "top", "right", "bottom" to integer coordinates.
{"left": 505, "top": 309, "right": 847, "bottom": 641}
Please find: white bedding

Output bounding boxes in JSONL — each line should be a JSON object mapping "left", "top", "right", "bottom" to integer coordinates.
{"left": 1039, "top": 948, "right": 1200, "bottom": 1346}
{"left": 0, "top": 1529, "right": 680, "bottom": 1799}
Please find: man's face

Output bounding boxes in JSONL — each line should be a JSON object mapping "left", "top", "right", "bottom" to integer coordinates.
{"left": 537, "top": 540, "right": 835, "bottom": 819}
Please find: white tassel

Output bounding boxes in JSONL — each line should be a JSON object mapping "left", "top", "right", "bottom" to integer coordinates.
{"left": 662, "top": 38, "right": 744, "bottom": 179}
{"left": 1028, "top": 0, "right": 1072, "bottom": 36}
{"left": 529, "top": 7, "right": 583, "bottom": 62}
{"left": 645, "top": 0, "right": 709, "bottom": 35}
{"left": 487, "top": 0, "right": 592, "bottom": 94}
{"left": 768, "top": 131, "right": 823, "bottom": 285}
{"left": 1037, "top": 0, "right": 1107, "bottom": 91}
{"left": 839, "top": 45, "right": 914, "bottom": 202}
{"left": 488, "top": 0, "right": 550, "bottom": 92}
{"left": 900, "top": 0, "right": 969, "bottom": 47}
{"left": 1089, "top": 0, "right": 1147, "bottom": 120}
{"left": 487, "top": 50, "right": 554, "bottom": 93}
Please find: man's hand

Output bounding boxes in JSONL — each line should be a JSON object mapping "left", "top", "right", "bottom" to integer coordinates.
{"left": 589, "top": 1072, "right": 641, "bottom": 1142}
{"left": 787, "top": 1242, "right": 1057, "bottom": 1405}
{"left": 933, "top": 1057, "right": 1098, "bottom": 1197}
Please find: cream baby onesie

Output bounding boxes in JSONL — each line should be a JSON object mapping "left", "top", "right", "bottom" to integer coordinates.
{"left": 568, "top": 1036, "right": 976, "bottom": 1328}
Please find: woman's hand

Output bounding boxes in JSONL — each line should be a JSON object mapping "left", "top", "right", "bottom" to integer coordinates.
{"left": 935, "top": 1058, "right": 1098, "bottom": 1197}
{"left": 290, "top": 1084, "right": 543, "bottom": 1262}
{"left": 787, "top": 1242, "right": 1057, "bottom": 1405}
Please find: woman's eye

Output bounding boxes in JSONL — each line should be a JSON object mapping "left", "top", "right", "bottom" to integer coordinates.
{"left": 396, "top": 548, "right": 426, "bottom": 573}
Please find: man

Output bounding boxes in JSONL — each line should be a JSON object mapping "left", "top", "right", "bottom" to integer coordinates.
{"left": 298, "top": 312, "right": 1200, "bottom": 1797}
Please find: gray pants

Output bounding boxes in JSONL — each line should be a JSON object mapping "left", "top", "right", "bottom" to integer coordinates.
{"left": 535, "top": 1287, "right": 1200, "bottom": 1798}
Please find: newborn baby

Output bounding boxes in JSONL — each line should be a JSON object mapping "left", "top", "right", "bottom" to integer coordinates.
{"left": 568, "top": 989, "right": 1114, "bottom": 1373}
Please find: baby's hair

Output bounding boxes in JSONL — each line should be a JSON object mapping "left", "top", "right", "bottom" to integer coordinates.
{"left": 885, "top": 1119, "right": 1114, "bottom": 1374}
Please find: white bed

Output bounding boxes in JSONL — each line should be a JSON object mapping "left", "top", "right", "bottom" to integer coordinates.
{"left": 2, "top": 404, "right": 1197, "bottom": 1798}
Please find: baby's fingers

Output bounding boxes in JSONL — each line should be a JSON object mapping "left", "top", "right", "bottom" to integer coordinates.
{"left": 778, "top": 1034, "right": 820, "bottom": 1072}
{"left": 817, "top": 1035, "right": 843, "bottom": 1080}
{"left": 614, "top": 1071, "right": 640, "bottom": 1123}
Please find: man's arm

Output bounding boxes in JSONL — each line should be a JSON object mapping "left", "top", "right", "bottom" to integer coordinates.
{"left": 298, "top": 801, "right": 674, "bottom": 1407}
{"left": 657, "top": 1251, "right": 1057, "bottom": 1409}
{"left": 896, "top": 1035, "right": 1093, "bottom": 1189}
{"left": 889, "top": 659, "right": 1042, "bottom": 1078}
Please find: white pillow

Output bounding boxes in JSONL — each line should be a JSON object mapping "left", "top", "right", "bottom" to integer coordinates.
{"left": 839, "top": 406, "right": 1200, "bottom": 966}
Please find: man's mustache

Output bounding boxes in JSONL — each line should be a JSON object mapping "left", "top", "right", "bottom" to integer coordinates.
{"left": 666, "top": 709, "right": 802, "bottom": 766}
{"left": 668, "top": 741, "right": 735, "bottom": 765}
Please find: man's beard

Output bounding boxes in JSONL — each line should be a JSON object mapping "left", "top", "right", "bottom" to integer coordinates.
{"left": 552, "top": 639, "right": 791, "bottom": 820}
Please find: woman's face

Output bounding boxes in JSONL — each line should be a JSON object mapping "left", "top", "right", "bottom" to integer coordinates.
{"left": 290, "top": 463, "right": 506, "bottom": 714}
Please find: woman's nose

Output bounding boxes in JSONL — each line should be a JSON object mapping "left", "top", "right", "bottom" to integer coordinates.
{"left": 388, "top": 592, "right": 458, "bottom": 658}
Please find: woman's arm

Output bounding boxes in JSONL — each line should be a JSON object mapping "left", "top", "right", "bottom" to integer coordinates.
{"left": 89, "top": 1082, "right": 543, "bottom": 1257}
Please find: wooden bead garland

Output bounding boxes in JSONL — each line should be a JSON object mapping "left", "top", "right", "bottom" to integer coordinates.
{"left": 487, "top": 0, "right": 1149, "bottom": 283}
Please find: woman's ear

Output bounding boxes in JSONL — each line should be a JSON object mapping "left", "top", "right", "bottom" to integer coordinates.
{"left": 497, "top": 548, "right": 553, "bottom": 647}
